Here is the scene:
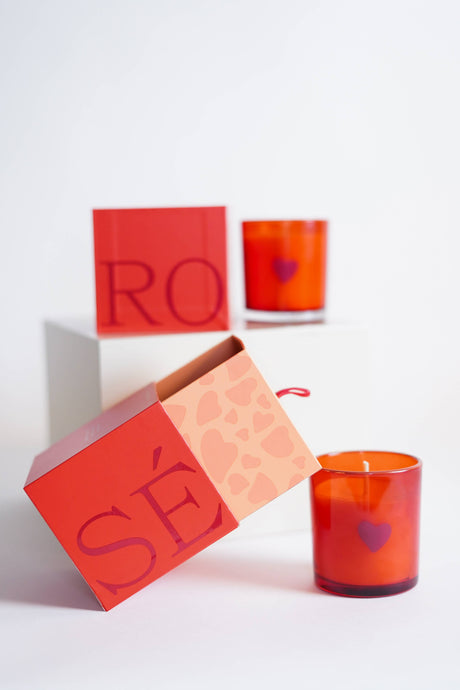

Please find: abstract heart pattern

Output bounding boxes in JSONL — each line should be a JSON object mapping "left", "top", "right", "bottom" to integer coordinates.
{"left": 261, "top": 426, "right": 294, "bottom": 457}
{"left": 253, "top": 411, "right": 275, "bottom": 432}
{"left": 289, "top": 473, "right": 304, "bottom": 488}
{"left": 225, "top": 378, "right": 257, "bottom": 406}
{"left": 272, "top": 258, "right": 298, "bottom": 283}
{"left": 292, "top": 456, "right": 306, "bottom": 469}
{"left": 199, "top": 372, "right": 215, "bottom": 386}
{"left": 226, "top": 354, "right": 252, "bottom": 381}
{"left": 196, "top": 391, "right": 222, "bottom": 426}
{"left": 163, "top": 349, "right": 318, "bottom": 521}
{"left": 358, "top": 520, "right": 392, "bottom": 552}
{"left": 257, "top": 394, "right": 271, "bottom": 409}
{"left": 248, "top": 473, "right": 278, "bottom": 504}
{"left": 241, "top": 453, "right": 261, "bottom": 469}
{"left": 164, "top": 404, "right": 187, "bottom": 429}
{"left": 200, "top": 429, "right": 238, "bottom": 483}
{"left": 224, "top": 408, "right": 238, "bottom": 424}
{"left": 228, "top": 473, "right": 249, "bottom": 495}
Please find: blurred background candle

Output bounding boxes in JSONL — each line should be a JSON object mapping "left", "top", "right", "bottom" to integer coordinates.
{"left": 242, "top": 220, "right": 327, "bottom": 320}
{"left": 310, "top": 451, "right": 421, "bottom": 597}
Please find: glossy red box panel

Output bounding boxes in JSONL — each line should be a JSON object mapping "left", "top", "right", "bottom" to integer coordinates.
{"left": 24, "top": 385, "right": 238, "bottom": 610}
{"left": 94, "top": 207, "right": 229, "bottom": 335}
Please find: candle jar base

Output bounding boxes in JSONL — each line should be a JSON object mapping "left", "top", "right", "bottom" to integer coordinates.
{"left": 315, "top": 573, "right": 418, "bottom": 598}
{"left": 244, "top": 308, "right": 325, "bottom": 324}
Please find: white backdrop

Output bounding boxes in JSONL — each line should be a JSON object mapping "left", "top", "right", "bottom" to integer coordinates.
{"left": 1, "top": 0, "right": 459, "bottom": 465}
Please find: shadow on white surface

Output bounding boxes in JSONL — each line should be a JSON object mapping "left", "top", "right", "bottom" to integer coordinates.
{"left": 0, "top": 495, "right": 322, "bottom": 612}
{"left": 172, "top": 539, "right": 324, "bottom": 596}
{"left": 0, "top": 498, "right": 100, "bottom": 611}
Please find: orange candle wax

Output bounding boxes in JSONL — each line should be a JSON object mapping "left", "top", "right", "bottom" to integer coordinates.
{"left": 310, "top": 451, "right": 421, "bottom": 597}
{"left": 242, "top": 220, "right": 327, "bottom": 316}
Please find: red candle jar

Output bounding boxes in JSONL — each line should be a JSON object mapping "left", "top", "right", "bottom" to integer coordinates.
{"left": 242, "top": 220, "right": 327, "bottom": 319}
{"left": 310, "top": 451, "right": 421, "bottom": 597}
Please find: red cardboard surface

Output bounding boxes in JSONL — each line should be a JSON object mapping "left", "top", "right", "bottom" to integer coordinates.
{"left": 93, "top": 207, "right": 229, "bottom": 335}
{"left": 25, "top": 384, "right": 158, "bottom": 485}
{"left": 25, "top": 391, "right": 238, "bottom": 610}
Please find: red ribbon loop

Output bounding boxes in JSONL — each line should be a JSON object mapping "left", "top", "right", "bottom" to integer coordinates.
{"left": 275, "top": 387, "right": 311, "bottom": 399}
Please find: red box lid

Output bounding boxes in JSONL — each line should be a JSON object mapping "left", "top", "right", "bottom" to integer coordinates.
{"left": 93, "top": 206, "right": 229, "bottom": 335}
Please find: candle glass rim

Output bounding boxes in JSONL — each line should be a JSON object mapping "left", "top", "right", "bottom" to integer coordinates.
{"left": 242, "top": 219, "right": 328, "bottom": 231}
{"left": 316, "top": 450, "right": 422, "bottom": 476}
{"left": 242, "top": 219, "right": 328, "bottom": 223}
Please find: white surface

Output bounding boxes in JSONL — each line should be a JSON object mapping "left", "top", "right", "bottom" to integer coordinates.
{"left": 44, "top": 318, "right": 369, "bottom": 536}
{"left": 1, "top": 447, "right": 459, "bottom": 689}
{"left": 1, "top": 2, "right": 460, "bottom": 684}
{"left": 45, "top": 318, "right": 369, "bottom": 448}
{"left": 1, "top": 0, "right": 460, "bottom": 467}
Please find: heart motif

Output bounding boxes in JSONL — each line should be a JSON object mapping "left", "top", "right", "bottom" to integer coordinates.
{"left": 358, "top": 521, "right": 392, "bottom": 552}
{"left": 228, "top": 473, "right": 249, "bottom": 495}
{"left": 226, "top": 354, "right": 252, "bottom": 381}
{"left": 224, "top": 408, "right": 238, "bottom": 424}
{"left": 163, "top": 404, "right": 186, "bottom": 429}
{"left": 241, "top": 453, "right": 261, "bottom": 469}
{"left": 196, "top": 391, "right": 222, "bottom": 426}
{"left": 289, "top": 473, "right": 304, "bottom": 488}
{"left": 253, "top": 411, "right": 274, "bottom": 432}
{"left": 248, "top": 473, "right": 278, "bottom": 505}
{"left": 261, "top": 425, "right": 294, "bottom": 457}
{"left": 257, "top": 394, "right": 271, "bottom": 409}
{"left": 292, "top": 456, "right": 306, "bottom": 469}
{"left": 272, "top": 258, "right": 298, "bottom": 283}
{"left": 225, "top": 378, "right": 257, "bottom": 406}
{"left": 200, "top": 429, "right": 238, "bottom": 483}
{"left": 199, "top": 372, "right": 215, "bottom": 386}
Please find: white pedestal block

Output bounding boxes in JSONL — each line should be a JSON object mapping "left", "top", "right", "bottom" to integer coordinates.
{"left": 45, "top": 318, "right": 370, "bottom": 536}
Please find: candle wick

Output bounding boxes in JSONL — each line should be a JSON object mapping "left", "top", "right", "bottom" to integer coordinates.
{"left": 363, "top": 460, "right": 370, "bottom": 472}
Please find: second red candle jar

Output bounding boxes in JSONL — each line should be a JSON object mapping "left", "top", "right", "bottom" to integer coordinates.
{"left": 242, "top": 220, "right": 327, "bottom": 319}
{"left": 310, "top": 451, "right": 422, "bottom": 597}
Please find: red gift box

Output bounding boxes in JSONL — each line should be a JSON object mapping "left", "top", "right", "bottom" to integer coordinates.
{"left": 93, "top": 206, "right": 229, "bottom": 335}
{"left": 25, "top": 337, "right": 319, "bottom": 610}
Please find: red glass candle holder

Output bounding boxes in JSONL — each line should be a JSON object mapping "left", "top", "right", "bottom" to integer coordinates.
{"left": 310, "top": 451, "right": 421, "bottom": 597}
{"left": 242, "top": 220, "right": 327, "bottom": 321}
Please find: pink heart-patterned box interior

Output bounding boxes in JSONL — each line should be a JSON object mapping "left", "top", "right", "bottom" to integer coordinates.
{"left": 158, "top": 336, "right": 320, "bottom": 520}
